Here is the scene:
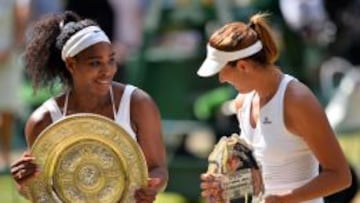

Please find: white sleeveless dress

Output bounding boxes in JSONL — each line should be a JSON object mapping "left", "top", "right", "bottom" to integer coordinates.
{"left": 41, "top": 85, "right": 137, "bottom": 140}
{"left": 237, "top": 74, "right": 323, "bottom": 203}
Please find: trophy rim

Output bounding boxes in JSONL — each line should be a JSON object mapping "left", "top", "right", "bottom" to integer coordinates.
{"left": 25, "top": 113, "right": 148, "bottom": 203}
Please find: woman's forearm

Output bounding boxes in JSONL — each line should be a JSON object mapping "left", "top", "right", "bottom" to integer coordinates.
{"left": 279, "top": 168, "right": 351, "bottom": 202}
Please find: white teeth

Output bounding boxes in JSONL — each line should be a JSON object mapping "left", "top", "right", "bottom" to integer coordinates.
{"left": 98, "top": 80, "right": 109, "bottom": 84}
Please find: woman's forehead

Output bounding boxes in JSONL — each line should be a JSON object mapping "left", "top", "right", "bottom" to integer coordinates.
{"left": 77, "top": 42, "right": 113, "bottom": 58}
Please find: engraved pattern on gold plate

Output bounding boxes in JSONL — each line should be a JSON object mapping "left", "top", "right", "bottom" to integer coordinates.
{"left": 24, "top": 113, "right": 148, "bottom": 203}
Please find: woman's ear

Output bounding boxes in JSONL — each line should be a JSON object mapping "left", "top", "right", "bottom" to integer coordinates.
{"left": 65, "top": 58, "right": 76, "bottom": 74}
{"left": 236, "top": 60, "right": 247, "bottom": 72}
{"left": 236, "top": 60, "right": 252, "bottom": 73}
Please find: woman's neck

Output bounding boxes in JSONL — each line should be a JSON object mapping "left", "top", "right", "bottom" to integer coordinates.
{"left": 66, "top": 88, "right": 112, "bottom": 113}
{"left": 255, "top": 66, "right": 283, "bottom": 107}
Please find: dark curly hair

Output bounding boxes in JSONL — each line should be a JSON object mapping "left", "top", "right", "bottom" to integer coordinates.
{"left": 25, "top": 11, "right": 98, "bottom": 91}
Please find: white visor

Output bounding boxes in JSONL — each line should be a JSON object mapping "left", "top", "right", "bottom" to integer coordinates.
{"left": 197, "top": 40, "right": 263, "bottom": 77}
{"left": 61, "top": 26, "right": 111, "bottom": 61}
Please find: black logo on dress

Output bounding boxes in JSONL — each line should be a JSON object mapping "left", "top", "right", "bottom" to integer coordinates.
{"left": 263, "top": 116, "right": 272, "bottom": 124}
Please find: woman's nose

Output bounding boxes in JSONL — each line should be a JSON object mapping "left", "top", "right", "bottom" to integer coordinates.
{"left": 101, "top": 63, "right": 116, "bottom": 73}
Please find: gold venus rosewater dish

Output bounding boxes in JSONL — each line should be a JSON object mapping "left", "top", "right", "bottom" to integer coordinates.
{"left": 24, "top": 113, "right": 148, "bottom": 203}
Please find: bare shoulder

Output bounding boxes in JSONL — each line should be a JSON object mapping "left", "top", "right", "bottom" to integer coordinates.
{"left": 128, "top": 87, "right": 162, "bottom": 137}
{"left": 25, "top": 104, "right": 53, "bottom": 147}
{"left": 131, "top": 87, "right": 158, "bottom": 110}
{"left": 284, "top": 80, "right": 326, "bottom": 135}
{"left": 130, "top": 87, "right": 161, "bottom": 122}
{"left": 112, "top": 82, "right": 156, "bottom": 106}
{"left": 284, "top": 80, "right": 320, "bottom": 109}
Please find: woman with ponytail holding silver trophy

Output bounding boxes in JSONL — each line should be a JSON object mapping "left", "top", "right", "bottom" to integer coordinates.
{"left": 199, "top": 13, "right": 351, "bottom": 203}
{"left": 10, "top": 11, "right": 168, "bottom": 203}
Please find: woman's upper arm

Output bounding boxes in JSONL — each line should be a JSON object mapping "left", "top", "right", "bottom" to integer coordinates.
{"left": 131, "top": 89, "right": 167, "bottom": 170}
{"left": 25, "top": 106, "right": 52, "bottom": 148}
{"left": 284, "top": 81, "right": 349, "bottom": 173}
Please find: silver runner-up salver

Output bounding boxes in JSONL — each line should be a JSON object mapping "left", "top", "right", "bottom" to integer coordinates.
{"left": 207, "top": 134, "right": 264, "bottom": 203}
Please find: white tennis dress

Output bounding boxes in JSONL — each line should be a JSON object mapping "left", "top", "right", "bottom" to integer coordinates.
{"left": 237, "top": 74, "right": 323, "bottom": 203}
{"left": 41, "top": 84, "right": 137, "bottom": 140}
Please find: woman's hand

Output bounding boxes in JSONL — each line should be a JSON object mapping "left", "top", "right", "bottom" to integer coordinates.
{"left": 135, "top": 177, "right": 162, "bottom": 203}
{"left": 200, "top": 173, "right": 225, "bottom": 203}
{"left": 10, "top": 151, "right": 40, "bottom": 185}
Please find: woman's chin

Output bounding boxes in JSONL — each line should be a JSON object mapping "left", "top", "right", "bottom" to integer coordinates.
{"left": 92, "top": 85, "right": 111, "bottom": 96}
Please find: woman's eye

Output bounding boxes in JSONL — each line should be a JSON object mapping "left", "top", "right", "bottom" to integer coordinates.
{"left": 109, "top": 58, "right": 116, "bottom": 65}
{"left": 89, "top": 61, "right": 101, "bottom": 67}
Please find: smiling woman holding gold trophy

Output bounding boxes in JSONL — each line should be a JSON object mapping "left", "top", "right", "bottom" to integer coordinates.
{"left": 10, "top": 11, "right": 168, "bottom": 203}
{"left": 199, "top": 13, "right": 351, "bottom": 203}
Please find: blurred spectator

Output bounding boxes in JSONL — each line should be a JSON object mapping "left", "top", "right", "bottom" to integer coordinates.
{"left": 279, "top": 0, "right": 360, "bottom": 87}
{"left": 0, "top": 0, "right": 30, "bottom": 173}
{"left": 278, "top": 0, "right": 335, "bottom": 89}
{"left": 323, "top": 0, "right": 360, "bottom": 65}
{"left": 29, "top": 0, "right": 63, "bottom": 21}
{"left": 65, "top": 0, "right": 114, "bottom": 39}
{"left": 64, "top": 0, "right": 146, "bottom": 82}
{"left": 280, "top": 0, "right": 336, "bottom": 46}
{"left": 19, "top": 1, "right": 64, "bottom": 113}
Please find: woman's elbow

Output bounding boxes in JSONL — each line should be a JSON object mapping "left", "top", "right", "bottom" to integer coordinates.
{"left": 339, "top": 166, "right": 352, "bottom": 190}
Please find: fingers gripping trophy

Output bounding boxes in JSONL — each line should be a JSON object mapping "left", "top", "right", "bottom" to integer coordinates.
{"left": 206, "top": 134, "right": 264, "bottom": 203}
